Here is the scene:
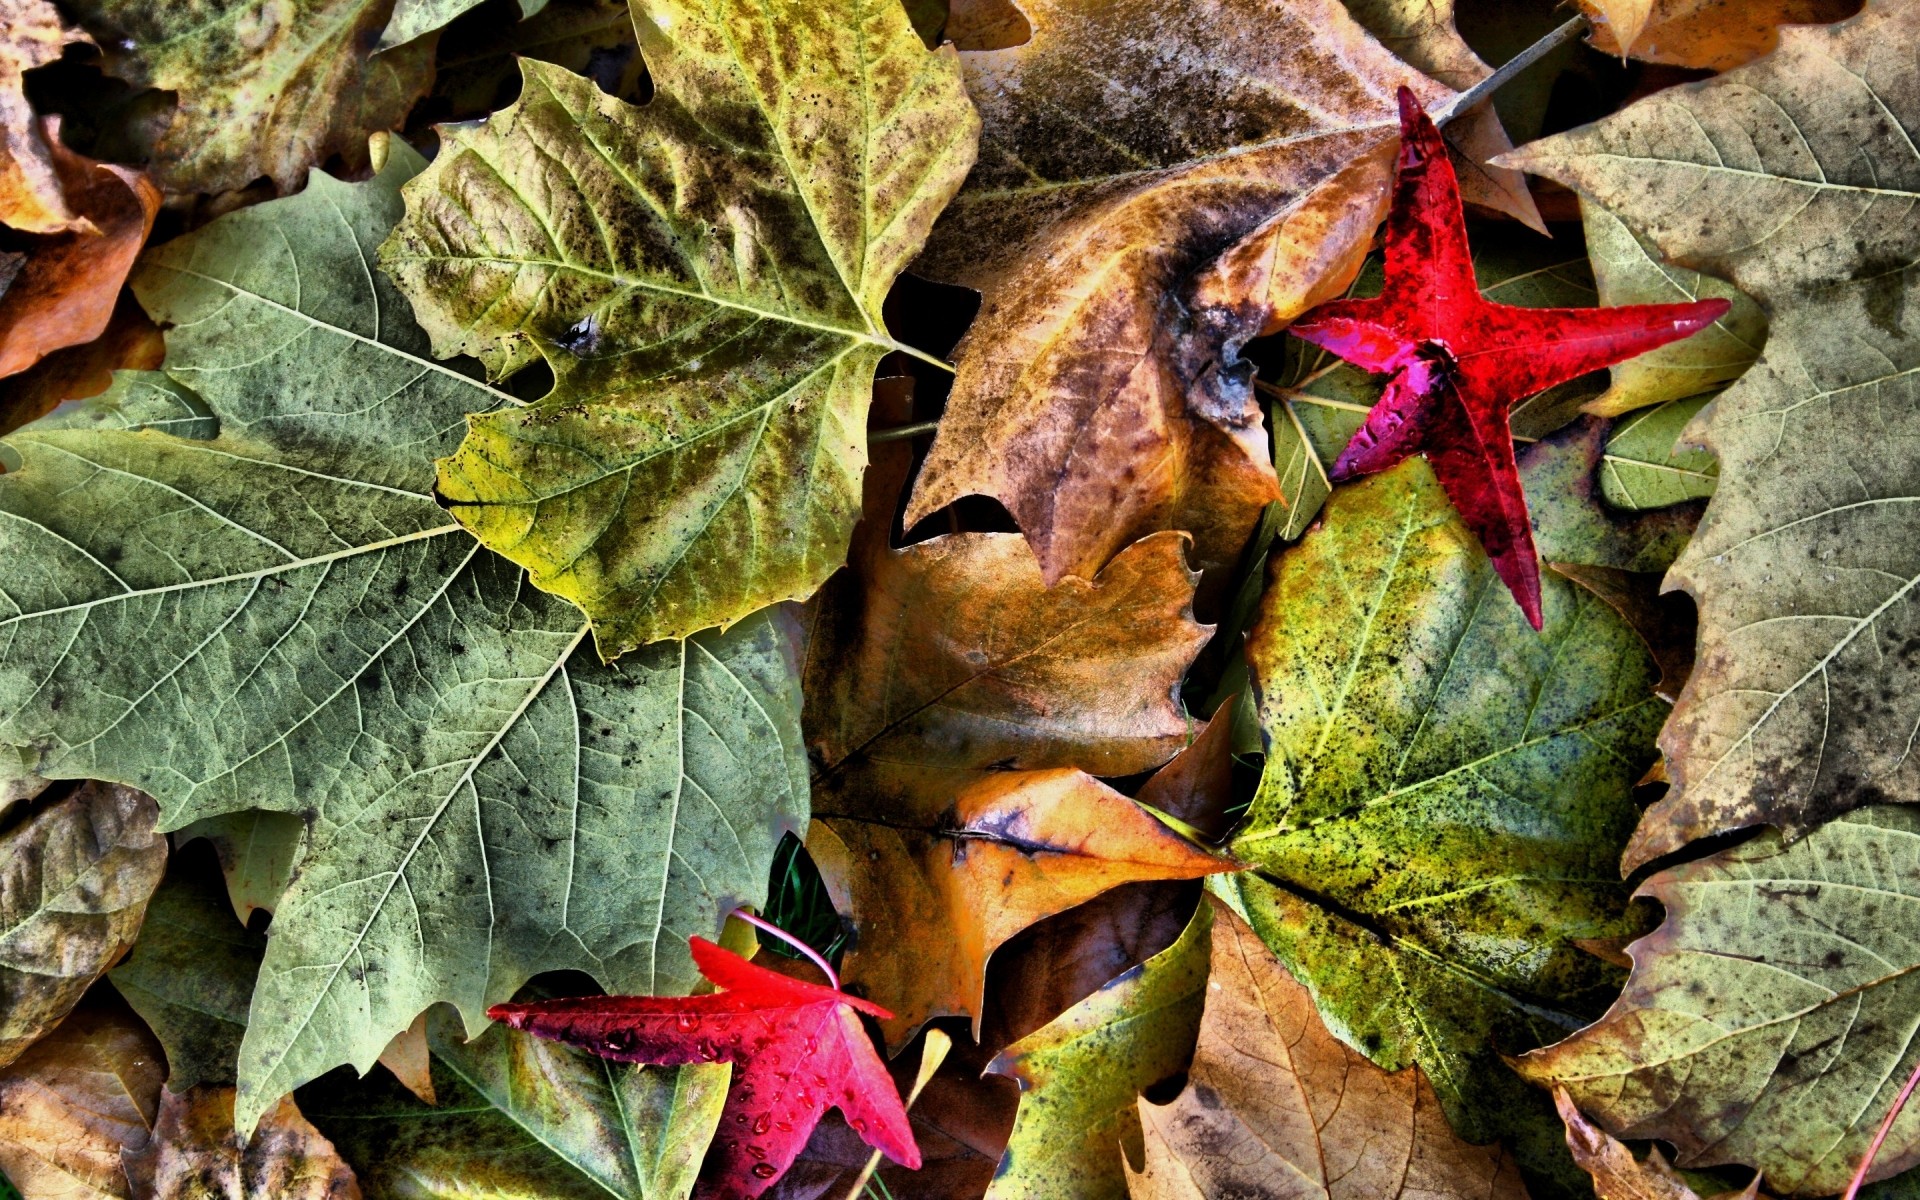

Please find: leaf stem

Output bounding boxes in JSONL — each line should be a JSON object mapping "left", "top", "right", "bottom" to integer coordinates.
{"left": 886, "top": 340, "right": 957, "bottom": 374}
{"left": 731, "top": 908, "right": 841, "bottom": 990}
{"left": 1843, "top": 1054, "right": 1920, "bottom": 1199}
{"left": 869, "top": 419, "right": 941, "bottom": 443}
{"left": 1429, "top": 15, "right": 1589, "bottom": 127}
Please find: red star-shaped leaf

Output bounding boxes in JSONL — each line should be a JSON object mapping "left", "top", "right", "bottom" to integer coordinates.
{"left": 490, "top": 937, "right": 918, "bottom": 1200}
{"left": 1289, "top": 88, "right": 1731, "bottom": 629}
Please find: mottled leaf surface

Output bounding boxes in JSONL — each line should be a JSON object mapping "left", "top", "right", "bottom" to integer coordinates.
{"left": 124, "top": 1087, "right": 361, "bottom": 1200}
{"left": 1574, "top": 0, "right": 1861, "bottom": 70}
{"left": 385, "top": 0, "right": 981, "bottom": 655}
{"left": 0, "top": 782, "right": 164, "bottom": 1068}
{"left": 1520, "top": 808, "right": 1920, "bottom": 1197}
{"left": 0, "top": 145, "right": 807, "bottom": 1133}
{"left": 62, "top": 0, "right": 436, "bottom": 192}
{"left": 1224, "top": 458, "right": 1663, "bottom": 1183}
{"left": 1502, "top": 1, "right": 1920, "bottom": 866}
{"left": 0, "top": 1001, "right": 163, "bottom": 1200}
{"left": 0, "top": 0, "right": 93, "bottom": 234}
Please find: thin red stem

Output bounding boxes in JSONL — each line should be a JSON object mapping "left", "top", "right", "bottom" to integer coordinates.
{"left": 1843, "top": 1054, "right": 1920, "bottom": 1199}
{"left": 730, "top": 908, "right": 840, "bottom": 991}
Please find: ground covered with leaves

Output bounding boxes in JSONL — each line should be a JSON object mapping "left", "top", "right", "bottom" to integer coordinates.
{"left": 0, "top": 0, "right": 1914, "bottom": 1197}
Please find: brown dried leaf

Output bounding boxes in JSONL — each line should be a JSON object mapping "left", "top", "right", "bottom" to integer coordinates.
{"left": 0, "top": 1000, "right": 163, "bottom": 1200}
{"left": 374, "top": 1013, "right": 433, "bottom": 1107}
{"left": 0, "top": 782, "right": 166, "bottom": 1068}
{"left": 1554, "top": 1088, "right": 1768, "bottom": 1200}
{"left": 124, "top": 1087, "right": 361, "bottom": 1200}
{"left": 905, "top": 0, "right": 1456, "bottom": 587}
{"left": 0, "top": 0, "right": 93, "bottom": 235}
{"left": 0, "top": 295, "right": 163, "bottom": 437}
{"left": 0, "top": 127, "right": 158, "bottom": 380}
{"left": 1126, "top": 900, "right": 1530, "bottom": 1200}
{"left": 1575, "top": 0, "right": 1861, "bottom": 71}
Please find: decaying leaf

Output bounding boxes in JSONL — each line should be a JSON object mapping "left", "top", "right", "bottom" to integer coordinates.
{"left": 380, "top": 0, "right": 548, "bottom": 52}
{"left": 61, "top": 0, "right": 437, "bottom": 193}
{"left": 1518, "top": 807, "right": 1920, "bottom": 1197}
{"left": 376, "top": 1015, "right": 435, "bottom": 1107}
{"left": 1599, "top": 396, "right": 1720, "bottom": 511}
{"left": 0, "top": 0, "right": 93, "bottom": 234}
{"left": 123, "top": 1087, "right": 361, "bottom": 1200}
{"left": 1553, "top": 1087, "right": 1766, "bottom": 1200}
{"left": 1341, "top": 0, "right": 1543, "bottom": 230}
{"left": 0, "top": 295, "right": 165, "bottom": 438}
{"left": 431, "top": 0, "right": 643, "bottom": 118}
{"left": 1126, "top": 900, "right": 1529, "bottom": 1200}
{"left": 1579, "top": 202, "right": 1764, "bottom": 418}
{"left": 0, "top": 781, "right": 165, "bottom": 1068}
{"left": 1574, "top": 0, "right": 1861, "bottom": 70}
{"left": 177, "top": 812, "right": 305, "bottom": 924}
{"left": 1223, "top": 455, "right": 1663, "bottom": 1184}
{"left": 0, "top": 143, "right": 807, "bottom": 1134}
{"left": 0, "top": 127, "right": 158, "bottom": 379}
{"left": 384, "top": 0, "right": 981, "bottom": 655}
{"left": 903, "top": 0, "right": 1462, "bottom": 588}
{"left": 0, "top": 1001, "right": 164, "bottom": 1200}
{"left": 1501, "top": 0, "right": 1920, "bottom": 867}
{"left": 810, "top": 768, "right": 1233, "bottom": 1044}
{"left": 985, "top": 897, "right": 1211, "bottom": 1200}
{"left": 108, "top": 853, "right": 264, "bottom": 1091}
{"left": 308, "top": 1007, "right": 727, "bottom": 1200}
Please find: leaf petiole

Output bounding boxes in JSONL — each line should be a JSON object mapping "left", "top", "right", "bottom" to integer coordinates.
{"left": 731, "top": 907, "right": 841, "bottom": 990}
{"left": 1429, "top": 15, "right": 1589, "bottom": 127}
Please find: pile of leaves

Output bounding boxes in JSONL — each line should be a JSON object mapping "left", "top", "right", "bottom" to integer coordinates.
{"left": 0, "top": 0, "right": 1915, "bottom": 1197}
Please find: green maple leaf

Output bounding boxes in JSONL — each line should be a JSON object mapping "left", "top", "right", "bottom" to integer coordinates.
{"left": 0, "top": 141, "right": 807, "bottom": 1135}
{"left": 1222, "top": 456, "right": 1665, "bottom": 1189}
{"left": 380, "top": 0, "right": 980, "bottom": 658}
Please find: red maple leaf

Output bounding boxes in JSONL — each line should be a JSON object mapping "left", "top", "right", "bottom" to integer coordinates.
{"left": 1289, "top": 87, "right": 1731, "bottom": 629}
{"left": 489, "top": 937, "right": 919, "bottom": 1200}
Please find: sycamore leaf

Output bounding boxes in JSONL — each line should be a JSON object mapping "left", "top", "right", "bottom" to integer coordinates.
{"left": 1518, "top": 807, "right": 1920, "bottom": 1197}
{"left": 123, "top": 1087, "right": 361, "bottom": 1200}
{"left": 62, "top": 0, "right": 435, "bottom": 194}
{"left": 0, "top": 1001, "right": 164, "bottom": 1200}
{"left": 0, "top": 782, "right": 165, "bottom": 1068}
{"left": 0, "top": 0, "right": 93, "bottom": 235}
{"left": 1600, "top": 396, "right": 1720, "bottom": 511}
{"left": 0, "top": 128, "right": 158, "bottom": 379}
{"left": 1222, "top": 456, "right": 1663, "bottom": 1187}
{"left": 383, "top": 0, "right": 981, "bottom": 656}
{"left": 1500, "top": 0, "right": 1920, "bottom": 868}
{"left": 903, "top": 0, "right": 1460, "bottom": 587}
{"left": 177, "top": 812, "right": 306, "bottom": 924}
{"left": 1340, "top": 0, "right": 1544, "bottom": 231}
{"left": 1553, "top": 1088, "right": 1767, "bottom": 1200}
{"left": 307, "top": 1010, "right": 727, "bottom": 1200}
{"left": 108, "top": 854, "right": 265, "bottom": 1092}
{"left": 380, "top": 0, "right": 548, "bottom": 52}
{"left": 1579, "top": 202, "right": 1765, "bottom": 418}
{"left": 431, "top": 0, "right": 644, "bottom": 118}
{"left": 985, "top": 897, "right": 1211, "bottom": 1200}
{"left": 1574, "top": 0, "right": 1861, "bottom": 70}
{"left": 1126, "top": 900, "right": 1529, "bottom": 1200}
{"left": 0, "top": 143, "right": 808, "bottom": 1135}
{"left": 809, "top": 768, "right": 1234, "bottom": 1044}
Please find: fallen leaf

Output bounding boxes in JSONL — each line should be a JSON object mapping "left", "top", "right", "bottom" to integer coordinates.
{"left": 809, "top": 768, "right": 1233, "bottom": 1044}
{"left": 1550, "top": 562, "right": 1697, "bottom": 702}
{"left": 61, "top": 0, "right": 437, "bottom": 193}
{"left": 985, "top": 895, "right": 1211, "bottom": 1200}
{"left": 770, "top": 1064, "right": 1016, "bottom": 1200}
{"left": 1517, "top": 807, "right": 1920, "bottom": 1197}
{"left": 306, "top": 1007, "right": 727, "bottom": 1200}
{"left": 0, "top": 781, "right": 165, "bottom": 1068}
{"left": 902, "top": 0, "right": 1460, "bottom": 588}
{"left": 0, "top": 0, "right": 93, "bottom": 234}
{"left": 431, "top": 0, "right": 643, "bottom": 118}
{"left": 1599, "top": 396, "right": 1720, "bottom": 510}
{"left": 0, "top": 1000, "right": 164, "bottom": 1200}
{"left": 175, "top": 812, "right": 305, "bottom": 924}
{"left": 1578, "top": 202, "right": 1765, "bottom": 417}
{"left": 1287, "top": 89, "right": 1728, "bottom": 630}
{"left": 1222, "top": 455, "right": 1663, "bottom": 1187}
{"left": 491, "top": 936, "right": 919, "bottom": 1200}
{"left": 0, "top": 294, "right": 164, "bottom": 438}
{"left": 379, "top": 0, "right": 546, "bottom": 52}
{"left": 1126, "top": 899, "right": 1530, "bottom": 1200}
{"left": 0, "top": 126, "right": 158, "bottom": 379}
{"left": 0, "top": 141, "right": 808, "bottom": 1134}
{"left": 1553, "top": 1086, "right": 1767, "bottom": 1200}
{"left": 384, "top": 0, "right": 981, "bottom": 655}
{"left": 1500, "top": 0, "right": 1920, "bottom": 867}
{"left": 123, "top": 1087, "right": 361, "bottom": 1200}
{"left": 1523, "top": 418, "right": 1701, "bottom": 576}
{"left": 1575, "top": 0, "right": 1861, "bottom": 71}
{"left": 108, "top": 850, "right": 265, "bottom": 1091}
{"left": 376, "top": 1015, "right": 434, "bottom": 1107}
{"left": 1342, "top": 0, "right": 1544, "bottom": 230}
{"left": 1132, "top": 702, "right": 1237, "bottom": 842}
